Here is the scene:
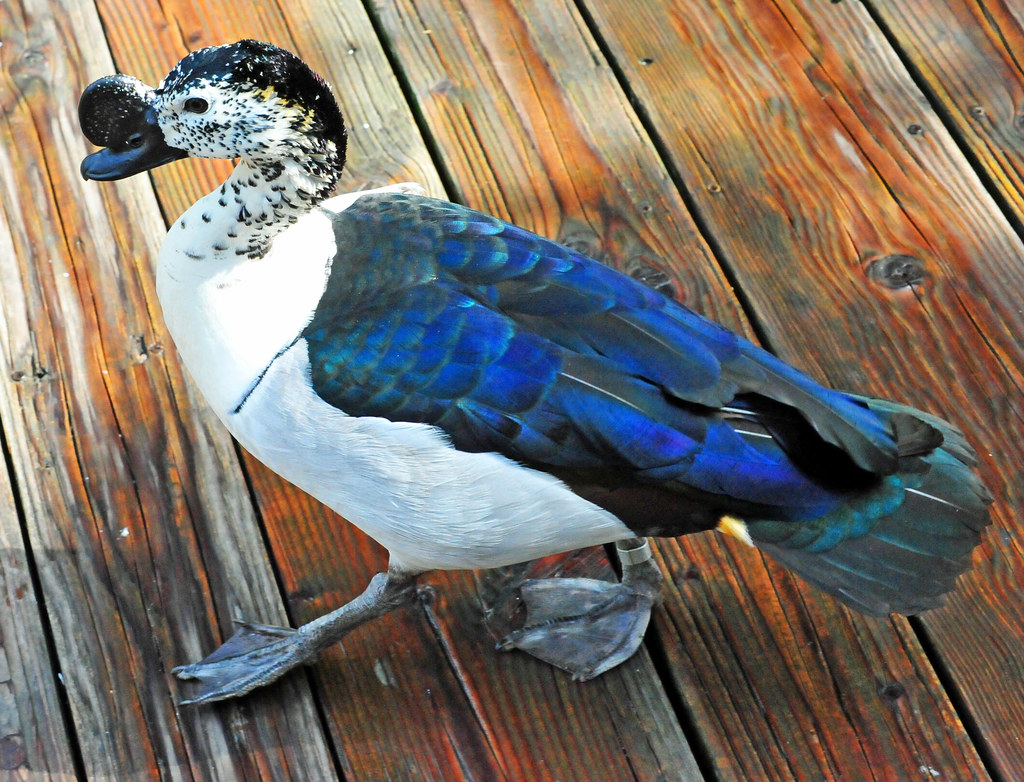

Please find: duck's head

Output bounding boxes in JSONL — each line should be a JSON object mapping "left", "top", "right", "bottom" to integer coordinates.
{"left": 80, "top": 40, "right": 347, "bottom": 195}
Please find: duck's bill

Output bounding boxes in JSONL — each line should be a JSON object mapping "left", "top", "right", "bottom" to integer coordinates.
{"left": 79, "top": 74, "right": 187, "bottom": 181}
{"left": 80, "top": 133, "right": 187, "bottom": 181}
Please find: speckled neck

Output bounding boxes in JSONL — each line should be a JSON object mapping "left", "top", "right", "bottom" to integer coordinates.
{"left": 175, "top": 145, "right": 341, "bottom": 261}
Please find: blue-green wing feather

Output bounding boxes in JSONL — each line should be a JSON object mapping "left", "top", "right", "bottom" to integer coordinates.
{"left": 302, "top": 193, "right": 878, "bottom": 519}
{"left": 300, "top": 192, "right": 989, "bottom": 614}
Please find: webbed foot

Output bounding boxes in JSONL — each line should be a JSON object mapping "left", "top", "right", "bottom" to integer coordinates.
{"left": 497, "top": 539, "right": 662, "bottom": 680}
{"left": 174, "top": 569, "right": 418, "bottom": 705}
{"left": 172, "top": 621, "right": 314, "bottom": 704}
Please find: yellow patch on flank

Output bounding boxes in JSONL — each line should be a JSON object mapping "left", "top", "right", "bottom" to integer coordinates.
{"left": 716, "top": 515, "right": 754, "bottom": 547}
{"left": 256, "top": 85, "right": 277, "bottom": 100}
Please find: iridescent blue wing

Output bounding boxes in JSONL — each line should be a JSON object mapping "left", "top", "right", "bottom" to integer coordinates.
{"left": 301, "top": 193, "right": 909, "bottom": 517}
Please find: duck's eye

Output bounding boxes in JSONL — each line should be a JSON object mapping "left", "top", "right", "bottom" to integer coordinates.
{"left": 184, "top": 97, "right": 210, "bottom": 114}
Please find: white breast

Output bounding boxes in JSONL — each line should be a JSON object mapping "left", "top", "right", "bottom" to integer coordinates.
{"left": 157, "top": 184, "right": 423, "bottom": 416}
{"left": 154, "top": 183, "right": 631, "bottom": 572}
{"left": 157, "top": 209, "right": 333, "bottom": 417}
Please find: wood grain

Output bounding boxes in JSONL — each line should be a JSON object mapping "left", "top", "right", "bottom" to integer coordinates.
{"left": 581, "top": 0, "right": 1022, "bottom": 778}
{"left": 1, "top": 0, "right": 338, "bottom": 777}
{"left": 0, "top": 414, "right": 76, "bottom": 777}
{"left": 862, "top": 4, "right": 1024, "bottom": 774}
{"left": 867, "top": 0, "right": 1024, "bottom": 216}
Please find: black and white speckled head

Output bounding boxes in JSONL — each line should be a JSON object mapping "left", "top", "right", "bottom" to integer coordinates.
{"left": 155, "top": 40, "right": 346, "bottom": 177}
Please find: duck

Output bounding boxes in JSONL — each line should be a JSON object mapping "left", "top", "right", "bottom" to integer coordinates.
{"left": 78, "top": 40, "right": 991, "bottom": 705}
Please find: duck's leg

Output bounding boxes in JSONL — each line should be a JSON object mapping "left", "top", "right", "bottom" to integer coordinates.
{"left": 173, "top": 568, "right": 419, "bottom": 704}
{"left": 497, "top": 538, "right": 662, "bottom": 680}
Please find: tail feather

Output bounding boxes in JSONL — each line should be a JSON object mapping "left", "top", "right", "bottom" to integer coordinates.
{"left": 747, "top": 399, "right": 991, "bottom": 616}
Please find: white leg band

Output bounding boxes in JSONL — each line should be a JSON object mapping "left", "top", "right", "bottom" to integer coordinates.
{"left": 615, "top": 538, "right": 653, "bottom": 566}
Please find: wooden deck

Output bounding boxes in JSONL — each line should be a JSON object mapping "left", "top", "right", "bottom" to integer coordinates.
{"left": 1, "top": 0, "right": 1023, "bottom": 779}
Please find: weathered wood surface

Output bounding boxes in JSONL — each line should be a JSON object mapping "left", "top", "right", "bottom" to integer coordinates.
{"left": 0, "top": 0, "right": 1020, "bottom": 780}
{"left": 579, "top": 3, "right": 1024, "bottom": 779}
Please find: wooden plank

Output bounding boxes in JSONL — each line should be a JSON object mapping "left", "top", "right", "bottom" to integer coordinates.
{"left": 0, "top": 48, "right": 79, "bottom": 774}
{"left": 829, "top": 2, "right": 1024, "bottom": 776}
{"left": 580, "top": 0, "right": 1024, "bottom": 778}
{"left": 374, "top": 0, "right": 749, "bottom": 327}
{"left": 0, "top": 1, "right": 340, "bottom": 778}
{"left": 867, "top": 0, "right": 1024, "bottom": 217}
{"left": 0, "top": 428, "right": 76, "bottom": 775}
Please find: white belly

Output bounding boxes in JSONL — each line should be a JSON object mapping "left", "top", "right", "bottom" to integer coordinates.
{"left": 224, "top": 342, "right": 632, "bottom": 573}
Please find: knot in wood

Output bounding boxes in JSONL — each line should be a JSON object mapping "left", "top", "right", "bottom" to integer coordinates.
{"left": 866, "top": 254, "right": 925, "bottom": 289}
{"left": 10, "top": 47, "right": 50, "bottom": 91}
{"left": 878, "top": 681, "right": 906, "bottom": 703}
